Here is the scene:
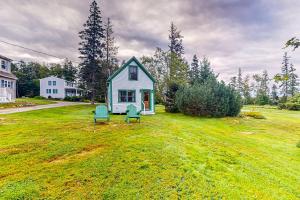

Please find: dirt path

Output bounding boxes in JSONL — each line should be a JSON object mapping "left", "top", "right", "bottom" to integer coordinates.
{"left": 0, "top": 102, "right": 88, "bottom": 114}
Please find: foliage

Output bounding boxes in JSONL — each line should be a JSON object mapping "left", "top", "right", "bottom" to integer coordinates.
{"left": 188, "top": 54, "right": 200, "bottom": 84}
{"left": 288, "top": 63, "right": 299, "bottom": 96}
{"left": 63, "top": 96, "right": 84, "bottom": 102}
{"left": 253, "top": 70, "right": 270, "bottom": 105}
{"left": 168, "top": 22, "right": 184, "bottom": 57}
{"left": 78, "top": 0, "right": 105, "bottom": 103}
{"left": 141, "top": 48, "right": 168, "bottom": 104}
{"left": 278, "top": 93, "right": 300, "bottom": 110}
{"left": 165, "top": 82, "right": 180, "bottom": 113}
{"left": 240, "top": 111, "right": 266, "bottom": 119}
{"left": 274, "top": 52, "right": 290, "bottom": 100}
{"left": 297, "top": 141, "right": 300, "bottom": 148}
{"left": 285, "top": 37, "right": 300, "bottom": 51}
{"left": 176, "top": 79, "right": 242, "bottom": 117}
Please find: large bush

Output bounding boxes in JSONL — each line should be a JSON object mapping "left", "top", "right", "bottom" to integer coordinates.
{"left": 278, "top": 93, "right": 300, "bottom": 110}
{"left": 175, "top": 79, "right": 242, "bottom": 117}
{"left": 165, "top": 82, "right": 180, "bottom": 113}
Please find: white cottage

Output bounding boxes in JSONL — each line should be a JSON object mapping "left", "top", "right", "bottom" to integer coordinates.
{"left": 107, "top": 57, "right": 155, "bottom": 115}
{"left": 40, "top": 76, "right": 82, "bottom": 99}
{"left": 0, "top": 55, "right": 17, "bottom": 103}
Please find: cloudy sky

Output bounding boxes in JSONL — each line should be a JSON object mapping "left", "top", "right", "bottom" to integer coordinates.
{"left": 0, "top": 0, "right": 299, "bottom": 81}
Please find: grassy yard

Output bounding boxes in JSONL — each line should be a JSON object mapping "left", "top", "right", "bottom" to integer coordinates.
{"left": 0, "top": 98, "right": 56, "bottom": 109}
{"left": 0, "top": 105, "right": 299, "bottom": 199}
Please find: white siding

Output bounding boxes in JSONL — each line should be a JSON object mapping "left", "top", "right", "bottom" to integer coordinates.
{"left": 0, "top": 58, "right": 16, "bottom": 103}
{"left": 40, "top": 76, "right": 66, "bottom": 99}
{"left": 110, "top": 60, "right": 154, "bottom": 114}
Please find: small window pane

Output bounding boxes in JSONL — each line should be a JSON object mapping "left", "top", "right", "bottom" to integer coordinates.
{"left": 48, "top": 81, "right": 52, "bottom": 86}
{"left": 53, "top": 81, "right": 56, "bottom": 86}
{"left": 129, "top": 66, "right": 137, "bottom": 80}
{"left": 119, "top": 91, "right": 127, "bottom": 102}
{"left": 127, "top": 91, "right": 135, "bottom": 102}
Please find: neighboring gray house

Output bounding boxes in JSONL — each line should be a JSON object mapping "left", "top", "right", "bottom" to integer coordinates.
{"left": 107, "top": 56, "right": 155, "bottom": 115}
{"left": 0, "top": 55, "right": 17, "bottom": 103}
{"left": 40, "top": 76, "right": 82, "bottom": 99}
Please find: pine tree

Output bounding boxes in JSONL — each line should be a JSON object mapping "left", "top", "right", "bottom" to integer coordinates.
{"left": 271, "top": 84, "right": 279, "bottom": 105}
{"left": 189, "top": 55, "right": 200, "bottom": 84}
{"left": 198, "top": 57, "right": 216, "bottom": 84}
{"left": 78, "top": 0, "right": 104, "bottom": 103}
{"left": 288, "top": 63, "right": 299, "bottom": 96}
{"left": 275, "top": 52, "right": 290, "bottom": 99}
{"left": 168, "top": 22, "right": 184, "bottom": 57}
{"left": 167, "top": 22, "right": 188, "bottom": 85}
{"left": 242, "top": 75, "right": 252, "bottom": 104}
{"left": 104, "top": 18, "right": 118, "bottom": 76}
{"left": 237, "top": 68, "right": 243, "bottom": 95}
{"left": 62, "top": 59, "right": 77, "bottom": 82}
{"left": 253, "top": 70, "right": 270, "bottom": 105}
{"left": 229, "top": 76, "right": 237, "bottom": 90}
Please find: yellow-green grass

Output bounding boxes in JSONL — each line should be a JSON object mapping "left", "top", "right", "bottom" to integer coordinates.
{"left": 0, "top": 105, "right": 299, "bottom": 199}
{"left": 0, "top": 98, "right": 56, "bottom": 109}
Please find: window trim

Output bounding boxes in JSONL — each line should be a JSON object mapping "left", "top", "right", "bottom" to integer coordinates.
{"left": 53, "top": 89, "right": 58, "bottom": 94}
{"left": 118, "top": 90, "right": 136, "bottom": 103}
{"left": 128, "top": 65, "right": 138, "bottom": 81}
{"left": 48, "top": 81, "right": 52, "bottom": 86}
{"left": 46, "top": 89, "right": 52, "bottom": 94}
{"left": 53, "top": 81, "right": 56, "bottom": 86}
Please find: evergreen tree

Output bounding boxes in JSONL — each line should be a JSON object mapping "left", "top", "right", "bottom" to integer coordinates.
{"left": 168, "top": 22, "right": 184, "bottom": 57}
{"left": 78, "top": 0, "right": 105, "bottom": 103}
{"left": 198, "top": 57, "right": 217, "bottom": 84}
{"left": 103, "top": 17, "right": 118, "bottom": 76}
{"left": 189, "top": 54, "right": 200, "bottom": 84}
{"left": 253, "top": 70, "right": 270, "bottom": 105}
{"left": 288, "top": 63, "right": 299, "bottom": 96}
{"left": 242, "top": 74, "right": 252, "bottom": 104}
{"left": 229, "top": 76, "right": 237, "bottom": 90}
{"left": 271, "top": 84, "right": 279, "bottom": 105}
{"left": 274, "top": 52, "right": 290, "bottom": 100}
{"left": 237, "top": 68, "right": 243, "bottom": 95}
{"left": 49, "top": 63, "right": 64, "bottom": 78}
{"left": 62, "top": 59, "right": 77, "bottom": 82}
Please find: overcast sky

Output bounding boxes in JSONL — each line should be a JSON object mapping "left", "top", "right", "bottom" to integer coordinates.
{"left": 0, "top": 0, "right": 299, "bottom": 81}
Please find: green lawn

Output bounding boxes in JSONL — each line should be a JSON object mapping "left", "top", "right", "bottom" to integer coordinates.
{"left": 0, "top": 105, "right": 299, "bottom": 199}
{"left": 0, "top": 98, "right": 57, "bottom": 109}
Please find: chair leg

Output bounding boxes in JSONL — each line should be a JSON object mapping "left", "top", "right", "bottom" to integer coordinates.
{"left": 94, "top": 119, "right": 96, "bottom": 124}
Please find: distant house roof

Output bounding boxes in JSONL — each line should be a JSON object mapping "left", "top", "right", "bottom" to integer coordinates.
{"left": 0, "top": 71, "right": 17, "bottom": 80}
{"left": 0, "top": 55, "right": 12, "bottom": 62}
{"left": 107, "top": 56, "right": 155, "bottom": 82}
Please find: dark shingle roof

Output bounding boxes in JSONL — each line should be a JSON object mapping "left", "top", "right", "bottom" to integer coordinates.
{"left": 0, "top": 55, "right": 12, "bottom": 61}
{"left": 0, "top": 71, "right": 17, "bottom": 80}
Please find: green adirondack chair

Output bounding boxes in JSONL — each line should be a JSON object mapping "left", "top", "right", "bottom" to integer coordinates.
{"left": 93, "top": 105, "right": 110, "bottom": 123}
{"left": 125, "top": 104, "right": 141, "bottom": 123}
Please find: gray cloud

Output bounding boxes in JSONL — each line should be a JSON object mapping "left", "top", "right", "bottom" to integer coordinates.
{"left": 0, "top": 0, "right": 299, "bottom": 82}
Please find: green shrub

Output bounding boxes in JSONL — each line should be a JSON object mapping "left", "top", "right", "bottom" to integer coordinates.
{"left": 33, "top": 96, "right": 46, "bottom": 100}
{"left": 64, "top": 96, "right": 83, "bottom": 102}
{"left": 240, "top": 111, "right": 265, "bottom": 119}
{"left": 175, "top": 79, "right": 242, "bottom": 117}
{"left": 279, "top": 94, "right": 300, "bottom": 110}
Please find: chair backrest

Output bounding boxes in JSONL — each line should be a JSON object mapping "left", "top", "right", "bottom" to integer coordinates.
{"left": 127, "top": 104, "right": 138, "bottom": 116}
{"left": 95, "top": 105, "right": 108, "bottom": 116}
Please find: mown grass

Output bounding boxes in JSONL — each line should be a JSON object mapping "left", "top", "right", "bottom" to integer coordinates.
{"left": 0, "top": 98, "right": 56, "bottom": 109}
{"left": 0, "top": 105, "right": 299, "bottom": 199}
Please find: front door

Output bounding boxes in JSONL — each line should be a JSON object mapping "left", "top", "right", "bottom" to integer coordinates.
{"left": 143, "top": 91, "right": 150, "bottom": 111}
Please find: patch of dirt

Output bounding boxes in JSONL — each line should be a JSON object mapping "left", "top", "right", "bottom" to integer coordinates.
{"left": 48, "top": 144, "right": 106, "bottom": 164}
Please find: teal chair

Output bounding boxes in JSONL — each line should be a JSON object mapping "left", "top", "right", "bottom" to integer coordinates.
{"left": 93, "top": 105, "right": 110, "bottom": 123}
{"left": 125, "top": 104, "right": 141, "bottom": 123}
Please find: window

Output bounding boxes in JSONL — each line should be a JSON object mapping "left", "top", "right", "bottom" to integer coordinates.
{"left": 53, "top": 81, "right": 56, "bottom": 86}
{"left": 1, "top": 60, "right": 6, "bottom": 70}
{"left": 4, "top": 81, "right": 7, "bottom": 87}
{"left": 48, "top": 81, "right": 52, "bottom": 86}
{"left": 8, "top": 81, "right": 11, "bottom": 88}
{"left": 118, "top": 90, "right": 136, "bottom": 102}
{"left": 46, "top": 89, "right": 51, "bottom": 94}
{"left": 1, "top": 80, "right": 4, "bottom": 88}
{"left": 53, "top": 89, "right": 58, "bottom": 94}
{"left": 129, "top": 66, "right": 138, "bottom": 80}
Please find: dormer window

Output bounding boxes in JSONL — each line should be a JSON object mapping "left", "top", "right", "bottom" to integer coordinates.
{"left": 1, "top": 60, "right": 6, "bottom": 70}
{"left": 129, "top": 65, "right": 138, "bottom": 80}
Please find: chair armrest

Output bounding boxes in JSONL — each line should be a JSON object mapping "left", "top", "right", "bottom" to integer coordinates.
{"left": 137, "top": 110, "right": 142, "bottom": 115}
{"left": 126, "top": 109, "right": 129, "bottom": 113}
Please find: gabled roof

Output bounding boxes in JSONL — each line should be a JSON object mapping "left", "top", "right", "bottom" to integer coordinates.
{"left": 107, "top": 56, "right": 155, "bottom": 83}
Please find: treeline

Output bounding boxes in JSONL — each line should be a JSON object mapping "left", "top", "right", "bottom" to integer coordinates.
{"left": 12, "top": 59, "right": 77, "bottom": 97}
{"left": 228, "top": 51, "right": 299, "bottom": 108}
{"left": 141, "top": 23, "right": 242, "bottom": 117}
